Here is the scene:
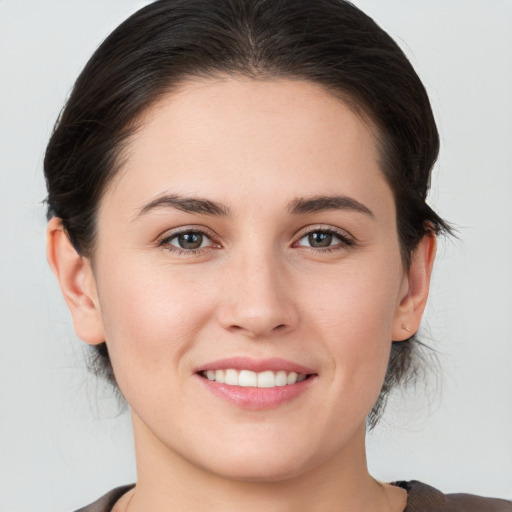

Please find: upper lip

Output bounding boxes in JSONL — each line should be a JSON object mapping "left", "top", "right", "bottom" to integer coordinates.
{"left": 195, "top": 357, "right": 316, "bottom": 375}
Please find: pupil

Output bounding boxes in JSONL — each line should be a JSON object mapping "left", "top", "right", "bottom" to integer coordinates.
{"left": 309, "top": 232, "right": 332, "bottom": 247}
{"left": 179, "top": 233, "right": 203, "bottom": 249}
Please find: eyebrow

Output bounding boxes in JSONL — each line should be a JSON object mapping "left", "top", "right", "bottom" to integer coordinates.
{"left": 135, "top": 193, "right": 230, "bottom": 218}
{"left": 134, "top": 193, "right": 373, "bottom": 219}
{"left": 287, "top": 195, "right": 374, "bottom": 218}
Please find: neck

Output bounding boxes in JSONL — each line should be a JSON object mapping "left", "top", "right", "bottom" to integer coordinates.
{"left": 123, "top": 412, "right": 405, "bottom": 512}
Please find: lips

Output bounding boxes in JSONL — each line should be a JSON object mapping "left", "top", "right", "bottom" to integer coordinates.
{"left": 196, "top": 356, "right": 315, "bottom": 375}
{"left": 195, "top": 357, "right": 317, "bottom": 409}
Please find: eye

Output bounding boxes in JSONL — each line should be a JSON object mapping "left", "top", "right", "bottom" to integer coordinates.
{"left": 295, "top": 228, "right": 354, "bottom": 250}
{"left": 172, "top": 232, "right": 208, "bottom": 250}
{"left": 159, "top": 229, "right": 217, "bottom": 253}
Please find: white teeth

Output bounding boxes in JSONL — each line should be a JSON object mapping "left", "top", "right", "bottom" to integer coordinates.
{"left": 239, "top": 370, "right": 257, "bottom": 387}
{"left": 224, "top": 369, "right": 238, "bottom": 385}
{"left": 287, "top": 372, "right": 298, "bottom": 385}
{"left": 203, "top": 369, "right": 309, "bottom": 387}
{"left": 257, "top": 370, "right": 275, "bottom": 388}
{"left": 275, "top": 370, "right": 287, "bottom": 387}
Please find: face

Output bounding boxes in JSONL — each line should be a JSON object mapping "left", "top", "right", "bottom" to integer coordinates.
{"left": 79, "top": 78, "right": 419, "bottom": 481}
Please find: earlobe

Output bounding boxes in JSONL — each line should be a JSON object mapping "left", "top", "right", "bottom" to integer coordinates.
{"left": 392, "top": 233, "right": 437, "bottom": 341}
{"left": 46, "top": 218, "right": 105, "bottom": 345}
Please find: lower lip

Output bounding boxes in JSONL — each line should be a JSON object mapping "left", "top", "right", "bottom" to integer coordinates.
{"left": 197, "top": 374, "right": 316, "bottom": 410}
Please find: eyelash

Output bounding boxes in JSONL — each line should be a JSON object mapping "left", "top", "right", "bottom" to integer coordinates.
{"left": 293, "top": 226, "right": 355, "bottom": 252}
{"left": 158, "top": 227, "right": 219, "bottom": 255}
{"left": 157, "top": 226, "right": 355, "bottom": 255}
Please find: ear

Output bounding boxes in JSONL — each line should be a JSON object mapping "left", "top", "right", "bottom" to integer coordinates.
{"left": 392, "top": 233, "right": 437, "bottom": 341}
{"left": 46, "top": 217, "right": 105, "bottom": 345}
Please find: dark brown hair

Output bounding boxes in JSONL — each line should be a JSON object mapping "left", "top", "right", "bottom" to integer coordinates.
{"left": 44, "top": 0, "right": 451, "bottom": 427}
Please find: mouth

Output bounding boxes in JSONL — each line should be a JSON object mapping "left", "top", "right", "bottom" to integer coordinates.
{"left": 195, "top": 358, "right": 317, "bottom": 409}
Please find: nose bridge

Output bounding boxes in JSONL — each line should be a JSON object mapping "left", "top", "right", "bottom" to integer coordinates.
{"left": 218, "top": 241, "right": 297, "bottom": 337}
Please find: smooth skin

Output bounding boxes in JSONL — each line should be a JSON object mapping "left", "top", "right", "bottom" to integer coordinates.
{"left": 47, "top": 78, "right": 435, "bottom": 512}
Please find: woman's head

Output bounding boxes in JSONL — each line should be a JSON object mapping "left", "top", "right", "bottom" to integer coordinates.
{"left": 48, "top": 76, "right": 438, "bottom": 482}
{"left": 45, "top": 0, "right": 449, "bottom": 429}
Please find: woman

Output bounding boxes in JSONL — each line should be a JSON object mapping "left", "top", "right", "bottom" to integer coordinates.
{"left": 42, "top": 0, "right": 511, "bottom": 510}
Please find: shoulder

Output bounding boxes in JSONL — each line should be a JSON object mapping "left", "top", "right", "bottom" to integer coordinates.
{"left": 74, "top": 485, "right": 135, "bottom": 512}
{"left": 394, "top": 480, "right": 512, "bottom": 512}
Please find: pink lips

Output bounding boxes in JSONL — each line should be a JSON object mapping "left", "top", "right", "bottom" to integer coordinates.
{"left": 195, "top": 357, "right": 317, "bottom": 410}
{"left": 196, "top": 357, "right": 315, "bottom": 375}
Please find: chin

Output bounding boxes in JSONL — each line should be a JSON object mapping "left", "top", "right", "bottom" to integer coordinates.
{"left": 193, "top": 440, "right": 323, "bottom": 483}
{"left": 207, "top": 459, "right": 310, "bottom": 484}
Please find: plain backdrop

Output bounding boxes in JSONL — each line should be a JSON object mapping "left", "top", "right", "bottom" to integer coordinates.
{"left": 1, "top": 1, "right": 511, "bottom": 510}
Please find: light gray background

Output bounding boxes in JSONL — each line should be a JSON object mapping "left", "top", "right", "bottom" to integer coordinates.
{"left": 1, "top": 1, "right": 511, "bottom": 510}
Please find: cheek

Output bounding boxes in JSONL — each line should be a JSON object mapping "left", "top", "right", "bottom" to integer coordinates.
{"left": 94, "top": 259, "right": 214, "bottom": 393}
{"left": 308, "top": 254, "right": 402, "bottom": 342}
{"left": 309, "top": 259, "right": 402, "bottom": 406}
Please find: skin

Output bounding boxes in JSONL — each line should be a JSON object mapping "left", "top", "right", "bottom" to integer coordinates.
{"left": 47, "top": 78, "right": 436, "bottom": 512}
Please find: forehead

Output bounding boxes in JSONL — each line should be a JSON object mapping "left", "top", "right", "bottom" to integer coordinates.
{"left": 106, "top": 77, "right": 392, "bottom": 218}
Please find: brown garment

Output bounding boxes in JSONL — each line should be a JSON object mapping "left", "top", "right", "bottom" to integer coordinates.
{"left": 393, "top": 481, "right": 512, "bottom": 511}
{"left": 74, "top": 481, "right": 512, "bottom": 512}
{"left": 74, "top": 485, "right": 134, "bottom": 512}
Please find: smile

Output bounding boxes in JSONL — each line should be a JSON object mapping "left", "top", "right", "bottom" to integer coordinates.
{"left": 195, "top": 358, "right": 317, "bottom": 409}
{"left": 201, "top": 369, "right": 309, "bottom": 388}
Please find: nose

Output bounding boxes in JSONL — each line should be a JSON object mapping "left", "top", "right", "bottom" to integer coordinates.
{"left": 216, "top": 250, "right": 299, "bottom": 338}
